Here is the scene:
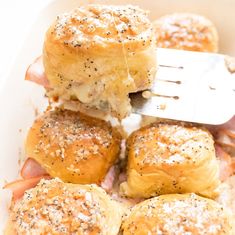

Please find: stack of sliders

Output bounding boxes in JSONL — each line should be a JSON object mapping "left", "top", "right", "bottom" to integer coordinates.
{"left": 4, "top": 4, "right": 235, "bottom": 235}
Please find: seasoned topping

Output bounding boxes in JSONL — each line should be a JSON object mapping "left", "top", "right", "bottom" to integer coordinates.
{"left": 33, "top": 109, "right": 116, "bottom": 161}
{"left": 26, "top": 108, "right": 121, "bottom": 184}
{"left": 50, "top": 4, "right": 154, "bottom": 50}
{"left": 128, "top": 122, "right": 215, "bottom": 166}
{"left": 122, "top": 194, "right": 232, "bottom": 234}
{"left": 122, "top": 121, "right": 220, "bottom": 198}
{"left": 11, "top": 179, "right": 106, "bottom": 234}
{"left": 154, "top": 13, "right": 218, "bottom": 52}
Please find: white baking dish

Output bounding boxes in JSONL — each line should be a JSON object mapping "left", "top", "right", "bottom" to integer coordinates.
{"left": 1, "top": 0, "right": 235, "bottom": 232}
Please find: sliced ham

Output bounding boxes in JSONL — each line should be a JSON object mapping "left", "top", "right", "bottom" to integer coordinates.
{"left": 216, "top": 116, "right": 235, "bottom": 149}
{"left": 25, "top": 56, "right": 50, "bottom": 88}
{"left": 118, "top": 172, "right": 127, "bottom": 183}
{"left": 20, "top": 158, "right": 48, "bottom": 179}
{"left": 218, "top": 116, "right": 235, "bottom": 132}
{"left": 101, "top": 166, "right": 118, "bottom": 192}
{"left": 216, "top": 129, "right": 235, "bottom": 149}
{"left": 216, "top": 145, "right": 234, "bottom": 181}
{"left": 4, "top": 176, "right": 50, "bottom": 201}
{"left": 207, "top": 116, "right": 235, "bottom": 157}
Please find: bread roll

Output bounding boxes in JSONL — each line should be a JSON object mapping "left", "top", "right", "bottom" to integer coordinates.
{"left": 120, "top": 122, "right": 220, "bottom": 198}
{"left": 153, "top": 13, "right": 218, "bottom": 52}
{"left": 5, "top": 178, "right": 124, "bottom": 235}
{"left": 121, "top": 193, "right": 233, "bottom": 235}
{"left": 25, "top": 108, "right": 121, "bottom": 184}
{"left": 43, "top": 4, "right": 157, "bottom": 119}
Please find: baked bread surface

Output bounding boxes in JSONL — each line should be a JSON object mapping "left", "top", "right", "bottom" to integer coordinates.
{"left": 5, "top": 178, "right": 124, "bottom": 235}
{"left": 121, "top": 122, "right": 220, "bottom": 198}
{"left": 25, "top": 108, "right": 121, "bottom": 184}
{"left": 154, "top": 13, "right": 219, "bottom": 52}
{"left": 121, "top": 193, "right": 233, "bottom": 235}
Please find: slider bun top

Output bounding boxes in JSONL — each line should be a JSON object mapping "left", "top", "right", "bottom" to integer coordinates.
{"left": 120, "top": 122, "right": 220, "bottom": 198}
{"left": 121, "top": 193, "right": 233, "bottom": 235}
{"left": 154, "top": 13, "right": 219, "bottom": 52}
{"left": 43, "top": 4, "right": 157, "bottom": 119}
{"left": 46, "top": 4, "right": 155, "bottom": 53}
{"left": 25, "top": 108, "right": 121, "bottom": 184}
{"left": 6, "top": 178, "right": 124, "bottom": 235}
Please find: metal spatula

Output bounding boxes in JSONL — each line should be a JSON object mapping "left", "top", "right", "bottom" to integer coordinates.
{"left": 131, "top": 48, "right": 235, "bottom": 125}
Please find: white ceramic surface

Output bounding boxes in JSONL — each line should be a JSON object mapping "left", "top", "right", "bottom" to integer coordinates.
{"left": 1, "top": 0, "right": 235, "bottom": 232}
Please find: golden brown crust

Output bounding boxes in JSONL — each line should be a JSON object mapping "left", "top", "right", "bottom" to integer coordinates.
{"left": 121, "top": 193, "right": 233, "bottom": 235}
{"left": 43, "top": 4, "right": 157, "bottom": 119}
{"left": 6, "top": 179, "right": 124, "bottom": 235}
{"left": 120, "top": 122, "right": 220, "bottom": 198}
{"left": 154, "top": 13, "right": 219, "bottom": 52}
{"left": 47, "top": 5, "right": 154, "bottom": 53}
{"left": 25, "top": 108, "right": 121, "bottom": 184}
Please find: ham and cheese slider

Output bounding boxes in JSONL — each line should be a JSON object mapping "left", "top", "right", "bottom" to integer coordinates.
{"left": 121, "top": 193, "right": 233, "bottom": 234}
{"left": 5, "top": 178, "right": 124, "bottom": 235}
{"left": 153, "top": 13, "right": 219, "bottom": 52}
{"left": 120, "top": 122, "right": 220, "bottom": 198}
{"left": 26, "top": 5, "right": 157, "bottom": 119}
{"left": 25, "top": 108, "right": 121, "bottom": 184}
